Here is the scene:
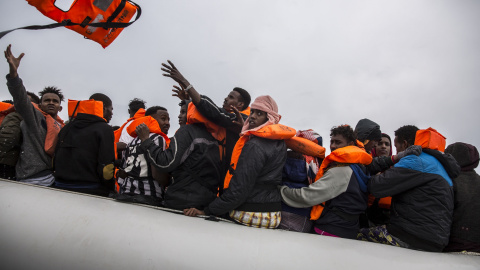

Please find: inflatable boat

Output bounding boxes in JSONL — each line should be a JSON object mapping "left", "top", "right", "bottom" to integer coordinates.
{"left": 0, "top": 179, "right": 478, "bottom": 270}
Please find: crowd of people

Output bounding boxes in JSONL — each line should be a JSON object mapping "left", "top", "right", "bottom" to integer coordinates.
{"left": 1, "top": 44, "right": 479, "bottom": 253}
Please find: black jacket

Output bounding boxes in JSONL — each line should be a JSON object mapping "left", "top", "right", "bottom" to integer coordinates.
{"left": 368, "top": 149, "right": 460, "bottom": 251}
{"left": 204, "top": 137, "right": 286, "bottom": 216}
{"left": 195, "top": 95, "right": 249, "bottom": 183}
{"left": 54, "top": 113, "right": 115, "bottom": 191}
{"left": 140, "top": 123, "right": 222, "bottom": 210}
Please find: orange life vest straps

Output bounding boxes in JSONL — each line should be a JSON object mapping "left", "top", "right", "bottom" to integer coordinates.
{"left": 1, "top": 0, "right": 141, "bottom": 48}
{"left": 223, "top": 124, "right": 296, "bottom": 189}
{"left": 126, "top": 116, "right": 170, "bottom": 148}
{"left": 310, "top": 145, "right": 372, "bottom": 220}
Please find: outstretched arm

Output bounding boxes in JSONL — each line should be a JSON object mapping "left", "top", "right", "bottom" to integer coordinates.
{"left": 4, "top": 44, "right": 24, "bottom": 78}
{"left": 161, "top": 60, "right": 201, "bottom": 104}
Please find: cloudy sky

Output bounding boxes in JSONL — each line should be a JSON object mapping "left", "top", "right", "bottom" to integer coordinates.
{"left": 1, "top": 0, "right": 479, "bottom": 158}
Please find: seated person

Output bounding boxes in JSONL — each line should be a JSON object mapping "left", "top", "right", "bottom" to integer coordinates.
{"left": 359, "top": 125, "right": 460, "bottom": 252}
{"left": 4, "top": 45, "right": 65, "bottom": 186}
{"left": 280, "top": 125, "right": 372, "bottom": 238}
{"left": 54, "top": 94, "right": 115, "bottom": 197}
{"left": 443, "top": 142, "right": 480, "bottom": 253}
{"left": 184, "top": 96, "right": 296, "bottom": 229}
{"left": 134, "top": 95, "right": 223, "bottom": 210}
{"left": 116, "top": 106, "right": 170, "bottom": 205}
{"left": 115, "top": 98, "right": 147, "bottom": 157}
{"left": 278, "top": 129, "right": 323, "bottom": 233}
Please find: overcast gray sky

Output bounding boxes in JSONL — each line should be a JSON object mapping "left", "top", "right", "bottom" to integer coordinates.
{"left": 1, "top": 0, "right": 479, "bottom": 158}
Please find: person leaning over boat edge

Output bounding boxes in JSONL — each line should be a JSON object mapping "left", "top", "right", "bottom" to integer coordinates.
{"left": 4, "top": 44, "right": 65, "bottom": 186}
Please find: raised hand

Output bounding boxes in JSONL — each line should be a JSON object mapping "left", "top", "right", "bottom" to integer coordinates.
{"left": 161, "top": 60, "right": 189, "bottom": 88}
{"left": 231, "top": 105, "right": 245, "bottom": 131}
{"left": 172, "top": 85, "right": 190, "bottom": 101}
{"left": 4, "top": 44, "right": 24, "bottom": 78}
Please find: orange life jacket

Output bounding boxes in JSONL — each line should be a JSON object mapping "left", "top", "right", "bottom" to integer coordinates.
{"left": 310, "top": 145, "right": 373, "bottom": 220}
{"left": 414, "top": 127, "right": 446, "bottom": 152}
{"left": 0, "top": 102, "right": 15, "bottom": 125}
{"left": 186, "top": 102, "right": 227, "bottom": 161}
{"left": 114, "top": 108, "right": 146, "bottom": 143}
{"left": 240, "top": 106, "right": 251, "bottom": 116}
{"left": 285, "top": 136, "right": 326, "bottom": 158}
{"left": 126, "top": 116, "right": 170, "bottom": 148}
{"left": 223, "top": 124, "right": 296, "bottom": 189}
{"left": 26, "top": 0, "right": 141, "bottom": 48}
{"left": 32, "top": 103, "right": 65, "bottom": 157}
{"left": 68, "top": 99, "right": 105, "bottom": 120}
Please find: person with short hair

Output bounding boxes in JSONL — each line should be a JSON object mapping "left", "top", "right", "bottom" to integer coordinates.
{"left": 358, "top": 125, "right": 459, "bottom": 252}
{"left": 162, "top": 61, "right": 251, "bottom": 189}
{"left": 280, "top": 125, "right": 372, "bottom": 238}
{"left": 115, "top": 98, "right": 147, "bottom": 158}
{"left": 53, "top": 94, "right": 116, "bottom": 196}
{"left": 116, "top": 106, "right": 170, "bottom": 205}
{"left": 135, "top": 100, "right": 223, "bottom": 211}
{"left": 4, "top": 44, "right": 65, "bottom": 186}
{"left": 443, "top": 142, "right": 480, "bottom": 253}
{"left": 89, "top": 93, "right": 113, "bottom": 123}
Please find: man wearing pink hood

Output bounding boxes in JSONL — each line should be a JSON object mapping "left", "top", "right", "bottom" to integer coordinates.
{"left": 184, "top": 96, "right": 296, "bottom": 229}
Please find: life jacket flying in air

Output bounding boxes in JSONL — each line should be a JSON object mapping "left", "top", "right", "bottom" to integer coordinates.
{"left": 0, "top": 0, "right": 141, "bottom": 48}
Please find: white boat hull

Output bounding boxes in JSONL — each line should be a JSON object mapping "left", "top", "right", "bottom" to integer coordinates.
{"left": 0, "top": 179, "right": 478, "bottom": 270}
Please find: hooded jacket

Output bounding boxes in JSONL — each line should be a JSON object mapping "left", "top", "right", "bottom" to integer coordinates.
{"left": 354, "top": 118, "right": 381, "bottom": 144}
{"left": 54, "top": 113, "right": 115, "bottom": 193}
{"left": 140, "top": 123, "right": 223, "bottom": 210}
{"left": 368, "top": 149, "right": 460, "bottom": 252}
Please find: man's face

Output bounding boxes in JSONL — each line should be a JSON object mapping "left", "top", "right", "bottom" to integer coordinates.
{"left": 152, "top": 110, "right": 170, "bottom": 134}
{"left": 248, "top": 109, "right": 268, "bottom": 129}
{"left": 104, "top": 105, "right": 113, "bottom": 123}
{"left": 222, "top": 91, "right": 243, "bottom": 112}
{"left": 40, "top": 93, "right": 62, "bottom": 117}
{"left": 375, "top": 137, "right": 391, "bottom": 157}
{"left": 394, "top": 136, "right": 407, "bottom": 153}
{"left": 178, "top": 105, "right": 187, "bottom": 126}
{"left": 330, "top": 134, "right": 352, "bottom": 152}
{"left": 364, "top": 139, "right": 378, "bottom": 153}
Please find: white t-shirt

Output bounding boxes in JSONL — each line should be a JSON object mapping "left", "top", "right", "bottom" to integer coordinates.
{"left": 119, "top": 121, "right": 135, "bottom": 145}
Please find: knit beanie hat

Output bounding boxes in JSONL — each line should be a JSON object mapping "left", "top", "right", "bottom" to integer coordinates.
{"left": 445, "top": 142, "right": 479, "bottom": 171}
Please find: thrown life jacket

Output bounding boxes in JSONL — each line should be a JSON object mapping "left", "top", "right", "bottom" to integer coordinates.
{"left": 223, "top": 124, "right": 296, "bottom": 189}
{"left": 68, "top": 99, "right": 105, "bottom": 120}
{"left": 414, "top": 127, "right": 446, "bottom": 152}
{"left": 0, "top": 102, "right": 15, "bottom": 125}
{"left": 126, "top": 116, "right": 170, "bottom": 148}
{"left": 32, "top": 103, "right": 65, "bottom": 157}
{"left": 0, "top": 0, "right": 141, "bottom": 48}
{"left": 310, "top": 145, "right": 372, "bottom": 220}
{"left": 114, "top": 108, "right": 145, "bottom": 143}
